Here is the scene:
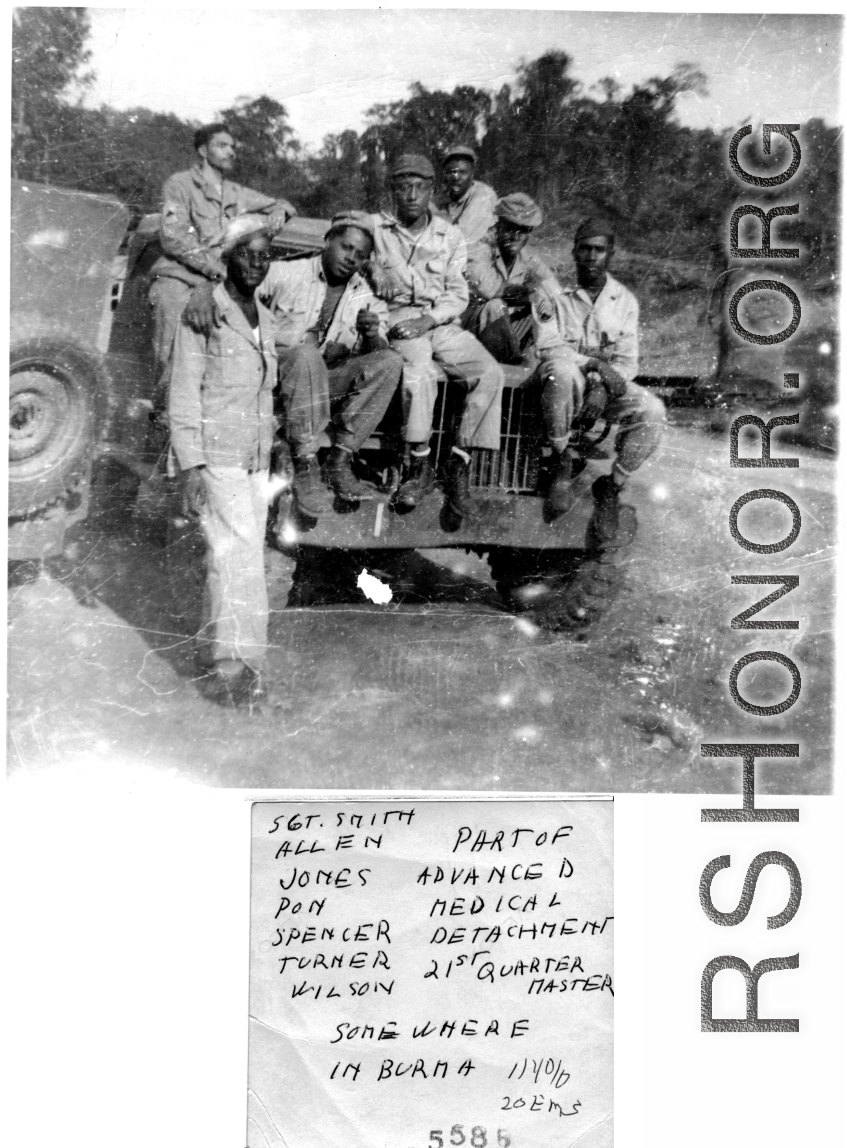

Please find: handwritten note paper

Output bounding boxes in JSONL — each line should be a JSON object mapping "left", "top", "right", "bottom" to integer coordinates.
{"left": 248, "top": 800, "right": 613, "bottom": 1148}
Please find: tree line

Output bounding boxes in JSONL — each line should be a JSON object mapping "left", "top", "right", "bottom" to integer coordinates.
{"left": 11, "top": 8, "right": 840, "bottom": 271}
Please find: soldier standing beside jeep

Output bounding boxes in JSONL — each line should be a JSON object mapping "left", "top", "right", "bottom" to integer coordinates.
{"left": 533, "top": 217, "right": 666, "bottom": 519}
{"left": 370, "top": 154, "right": 505, "bottom": 527}
{"left": 148, "top": 122, "right": 296, "bottom": 409}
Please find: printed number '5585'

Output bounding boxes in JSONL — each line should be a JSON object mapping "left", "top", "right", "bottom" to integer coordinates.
{"left": 429, "top": 1130, "right": 510, "bottom": 1147}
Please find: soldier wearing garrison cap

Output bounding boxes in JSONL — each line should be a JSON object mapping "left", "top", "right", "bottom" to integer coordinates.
{"left": 435, "top": 143, "right": 499, "bottom": 250}
{"left": 532, "top": 215, "right": 665, "bottom": 520}
{"left": 369, "top": 152, "right": 505, "bottom": 527}
{"left": 463, "top": 191, "right": 560, "bottom": 364}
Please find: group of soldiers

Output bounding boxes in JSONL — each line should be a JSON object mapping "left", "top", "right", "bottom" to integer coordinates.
{"left": 150, "top": 123, "right": 665, "bottom": 707}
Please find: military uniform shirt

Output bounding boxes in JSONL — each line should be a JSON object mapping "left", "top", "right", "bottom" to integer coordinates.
{"left": 435, "top": 179, "right": 498, "bottom": 246}
{"left": 152, "top": 164, "right": 295, "bottom": 284}
{"left": 533, "top": 273, "right": 639, "bottom": 383}
{"left": 369, "top": 211, "right": 469, "bottom": 325}
{"left": 467, "top": 242, "right": 559, "bottom": 302}
{"left": 169, "top": 285, "right": 277, "bottom": 472}
{"left": 258, "top": 254, "right": 390, "bottom": 352}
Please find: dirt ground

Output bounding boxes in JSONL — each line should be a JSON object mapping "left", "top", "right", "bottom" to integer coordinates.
{"left": 7, "top": 419, "right": 835, "bottom": 792}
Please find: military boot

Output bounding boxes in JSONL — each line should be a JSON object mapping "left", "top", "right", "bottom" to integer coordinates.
{"left": 326, "top": 446, "right": 376, "bottom": 502}
{"left": 544, "top": 449, "right": 576, "bottom": 518}
{"left": 292, "top": 455, "right": 331, "bottom": 518}
{"left": 441, "top": 451, "right": 474, "bottom": 530}
{"left": 589, "top": 472, "right": 622, "bottom": 543}
{"left": 394, "top": 451, "right": 437, "bottom": 509}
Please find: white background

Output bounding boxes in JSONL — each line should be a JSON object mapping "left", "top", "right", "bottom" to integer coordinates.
{"left": 3, "top": 4, "right": 844, "bottom": 1140}
{"left": 4, "top": 778, "right": 844, "bottom": 1148}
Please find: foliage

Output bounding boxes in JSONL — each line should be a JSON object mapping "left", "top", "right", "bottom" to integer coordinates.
{"left": 10, "top": 18, "right": 840, "bottom": 274}
{"left": 478, "top": 55, "right": 718, "bottom": 254}
{"left": 300, "top": 131, "right": 365, "bottom": 218}
{"left": 304, "top": 82, "right": 495, "bottom": 214}
{"left": 218, "top": 96, "right": 312, "bottom": 205}
{"left": 364, "top": 81, "right": 492, "bottom": 162}
{"left": 11, "top": 7, "right": 94, "bottom": 179}
{"left": 481, "top": 51, "right": 581, "bottom": 207}
{"left": 747, "top": 118, "right": 843, "bottom": 281}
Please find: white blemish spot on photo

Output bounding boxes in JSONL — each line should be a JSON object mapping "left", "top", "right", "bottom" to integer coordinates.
{"left": 357, "top": 569, "right": 393, "bottom": 604}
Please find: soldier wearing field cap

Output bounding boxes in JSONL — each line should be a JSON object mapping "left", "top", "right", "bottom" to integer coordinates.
{"left": 369, "top": 154, "right": 504, "bottom": 526}
{"left": 464, "top": 191, "right": 560, "bottom": 364}
{"left": 258, "top": 210, "right": 403, "bottom": 516}
{"left": 436, "top": 144, "right": 498, "bottom": 251}
{"left": 532, "top": 216, "right": 665, "bottom": 518}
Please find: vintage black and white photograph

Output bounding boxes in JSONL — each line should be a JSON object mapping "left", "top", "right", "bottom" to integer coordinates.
{"left": 7, "top": 9, "right": 840, "bottom": 790}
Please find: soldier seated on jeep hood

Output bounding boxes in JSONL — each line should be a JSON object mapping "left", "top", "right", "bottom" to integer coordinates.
{"left": 463, "top": 191, "right": 560, "bottom": 366}
{"left": 148, "top": 121, "right": 296, "bottom": 410}
{"left": 257, "top": 212, "right": 404, "bottom": 518}
{"left": 369, "top": 152, "right": 505, "bottom": 531}
{"left": 532, "top": 216, "right": 666, "bottom": 520}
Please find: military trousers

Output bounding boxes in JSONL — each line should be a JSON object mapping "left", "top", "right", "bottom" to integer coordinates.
{"left": 540, "top": 357, "right": 666, "bottom": 473}
{"left": 148, "top": 276, "right": 192, "bottom": 408}
{"left": 198, "top": 465, "right": 270, "bottom": 672}
{"left": 388, "top": 317, "right": 504, "bottom": 450}
{"left": 278, "top": 343, "right": 403, "bottom": 459}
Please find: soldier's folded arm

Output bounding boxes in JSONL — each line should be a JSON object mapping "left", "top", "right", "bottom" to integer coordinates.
{"left": 240, "top": 188, "right": 297, "bottom": 230}
{"left": 160, "top": 180, "right": 296, "bottom": 285}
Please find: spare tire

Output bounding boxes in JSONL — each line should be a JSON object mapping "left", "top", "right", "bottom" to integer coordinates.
{"left": 9, "top": 335, "right": 109, "bottom": 518}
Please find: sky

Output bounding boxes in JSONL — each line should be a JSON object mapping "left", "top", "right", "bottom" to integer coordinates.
{"left": 82, "top": 8, "right": 842, "bottom": 149}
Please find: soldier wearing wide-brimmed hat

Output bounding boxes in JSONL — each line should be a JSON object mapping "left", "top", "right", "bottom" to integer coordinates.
{"left": 463, "top": 191, "right": 560, "bottom": 364}
{"left": 435, "top": 143, "right": 499, "bottom": 250}
{"left": 169, "top": 215, "right": 280, "bottom": 709}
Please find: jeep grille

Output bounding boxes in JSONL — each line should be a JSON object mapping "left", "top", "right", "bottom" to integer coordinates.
{"left": 431, "top": 379, "right": 543, "bottom": 493}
